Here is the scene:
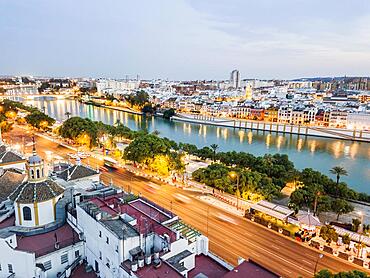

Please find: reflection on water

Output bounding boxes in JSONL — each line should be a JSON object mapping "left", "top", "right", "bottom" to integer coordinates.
{"left": 24, "top": 98, "right": 370, "bottom": 193}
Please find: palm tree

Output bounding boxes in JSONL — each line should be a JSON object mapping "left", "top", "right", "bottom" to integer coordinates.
{"left": 210, "top": 144, "right": 219, "bottom": 162}
{"left": 330, "top": 166, "right": 348, "bottom": 196}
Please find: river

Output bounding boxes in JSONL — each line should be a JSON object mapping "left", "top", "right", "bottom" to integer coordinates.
{"left": 24, "top": 98, "right": 370, "bottom": 194}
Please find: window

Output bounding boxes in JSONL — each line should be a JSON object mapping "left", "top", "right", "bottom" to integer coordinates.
{"left": 8, "top": 264, "right": 13, "bottom": 273}
{"left": 106, "top": 237, "right": 109, "bottom": 244}
{"left": 23, "top": 206, "right": 32, "bottom": 221}
{"left": 75, "top": 250, "right": 80, "bottom": 259}
{"left": 99, "top": 231, "right": 102, "bottom": 238}
{"left": 99, "top": 251, "right": 102, "bottom": 260}
{"left": 43, "top": 260, "right": 52, "bottom": 271}
{"left": 31, "top": 169, "right": 35, "bottom": 179}
{"left": 106, "top": 258, "right": 110, "bottom": 268}
{"left": 115, "top": 245, "right": 118, "bottom": 253}
{"left": 61, "top": 253, "right": 68, "bottom": 264}
{"left": 0, "top": 263, "right": 2, "bottom": 271}
{"left": 36, "top": 169, "right": 40, "bottom": 179}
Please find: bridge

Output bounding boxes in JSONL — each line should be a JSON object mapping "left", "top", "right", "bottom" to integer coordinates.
{"left": 0, "top": 93, "right": 78, "bottom": 101}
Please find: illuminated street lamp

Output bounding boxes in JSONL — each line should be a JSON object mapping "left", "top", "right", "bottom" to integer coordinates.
{"left": 229, "top": 171, "right": 240, "bottom": 210}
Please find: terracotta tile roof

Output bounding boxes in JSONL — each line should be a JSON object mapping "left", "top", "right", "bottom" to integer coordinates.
{"left": 9, "top": 179, "right": 64, "bottom": 203}
{"left": 0, "top": 169, "right": 26, "bottom": 202}
{"left": 0, "top": 150, "right": 25, "bottom": 165}
{"left": 57, "top": 164, "right": 99, "bottom": 181}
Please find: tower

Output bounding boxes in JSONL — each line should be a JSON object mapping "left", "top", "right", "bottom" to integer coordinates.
{"left": 230, "top": 70, "right": 241, "bottom": 89}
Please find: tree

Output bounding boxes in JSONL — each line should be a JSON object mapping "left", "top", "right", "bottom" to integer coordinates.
{"left": 319, "top": 225, "right": 338, "bottom": 244}
{"left": 331, "top": 198, "right": 354, "bottom": 220}
{"left": 59, "top": 117, "right": 97, "bottom": 148}
{"left": 342, "top": 234, "right": 351, "bottom": 250}
{"left": 142, "top": 104, "right": 155, "bottom": 114}
{"left": 330, "top": 166, "right": 348, "bottom": 195}
{"left": 123, "top": 134, "right": 171, "bottom": 165}
{"left": 210, "top": 144, "right": 219, "bottom": 162}
{"left": 25, "top": 111, "right": 55, "bottom": 130}
{"left": 352, "top": 218, "right": 361, "bottom": 233}
{"left": 163, "top": 108, "right": 175, "bottom": 119}
{"left": 315, "top": 269, "right": 368, "bottom": 278}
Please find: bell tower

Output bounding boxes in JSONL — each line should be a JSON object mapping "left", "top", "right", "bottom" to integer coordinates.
{"left": 27, "top": 137, "right": 46, "bottom": 183}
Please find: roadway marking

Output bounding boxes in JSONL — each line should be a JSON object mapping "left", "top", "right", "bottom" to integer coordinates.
{"left": 302, "top": 259, "right": 313, "bottom": 266}
{"left": 271, "top": 244, "right": 280, "bottom": 250}
{"left": 251, "top": 252, "right": 261, "bottom": 258}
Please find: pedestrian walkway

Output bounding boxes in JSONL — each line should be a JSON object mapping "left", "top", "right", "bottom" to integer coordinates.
{"left": 198, "top": 195, "right": 245, "bottom": 217}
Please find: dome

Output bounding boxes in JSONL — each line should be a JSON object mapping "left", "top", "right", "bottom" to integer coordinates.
{"left": 28, "top": 154, "right": 42, "bottom": 164}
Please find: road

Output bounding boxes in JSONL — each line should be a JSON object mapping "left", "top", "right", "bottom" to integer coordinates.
{"left": 4, "top": 127, "right": 370, "bottom": 278}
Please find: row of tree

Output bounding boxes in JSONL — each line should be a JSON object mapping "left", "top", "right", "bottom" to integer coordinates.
{"left": 0, "top": 100, "right": 55, "bottom": 130}
{"left": 55, "top": 115, "right": 367, "bottom": 214}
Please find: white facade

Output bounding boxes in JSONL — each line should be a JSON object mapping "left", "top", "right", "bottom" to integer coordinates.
{"left": 347, "top": 113, "right": 370, "bottom": 131}
{"left": 0, "top": 231, "right": 84, "bottom": 278}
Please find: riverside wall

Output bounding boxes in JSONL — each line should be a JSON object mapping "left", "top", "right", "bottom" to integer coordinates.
{"left": 171, "top": 114, "right": 370, "bottom": 142}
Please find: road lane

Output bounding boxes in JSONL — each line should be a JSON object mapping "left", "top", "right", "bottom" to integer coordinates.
{"left": 4, "top": 128, "right": 370, "bottom": 278}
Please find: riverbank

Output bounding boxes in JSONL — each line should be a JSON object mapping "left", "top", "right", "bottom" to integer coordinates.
{"left": 172, "top": 113, "right": 370, "bottom": 142}
{"left": 81, "top": 99, "right": 144, "bottom": 115}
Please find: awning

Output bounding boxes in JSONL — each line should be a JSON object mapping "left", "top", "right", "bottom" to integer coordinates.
{"left": 250, "top": 200, "right": 294, "bottom": 220}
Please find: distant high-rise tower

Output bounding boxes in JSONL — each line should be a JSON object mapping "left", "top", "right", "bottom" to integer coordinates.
{"left": 230, "top": 70, "right": 241, "bottom": 89}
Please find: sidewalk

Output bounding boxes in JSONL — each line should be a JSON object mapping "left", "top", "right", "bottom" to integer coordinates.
{"left": 197, "top": 195, "right": 245, "bottom": 217}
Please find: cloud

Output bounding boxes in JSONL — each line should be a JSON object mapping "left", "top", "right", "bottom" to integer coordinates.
{"left": 0, "top": 0, "right": 369, "bottom": 79}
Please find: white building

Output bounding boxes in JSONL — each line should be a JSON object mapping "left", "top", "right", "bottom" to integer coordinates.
{"left": 347, "top": 113, "right": 370, "bottom": 131}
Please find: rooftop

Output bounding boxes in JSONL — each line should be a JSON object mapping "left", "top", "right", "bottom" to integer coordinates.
{"left": 134, "top": 261, "right": 183, "bottom": 278}
{"left": 100, "top": 218, "right": 139, "bottom": 239}
{"left": 250, "top": 200, "right": 294, "bottom": 220}
{"left": 222, "top": 260, "right": 279, "bottom": 278}
{"left": 167, "top": 250, "right": 193, "bottom": 272}
{"left": 129, "top": 198, "right": 172, "bottom": 223}
{"left": 16, "top": 223, "right": 80, "bottom": 257}
{"left": 56, "top": 163, "right": 99, "bottom": 182}
{"left": 0, "top": 150, "right": 25, "bottom": 165}
{"left": 9, "top": 179, "right": 64, "bottom": 204}
{"left": 188, "top": 254, "right": 229, "bottom": 278}
{"left": 0, "top": 169, "right": 25, "bottom": 202}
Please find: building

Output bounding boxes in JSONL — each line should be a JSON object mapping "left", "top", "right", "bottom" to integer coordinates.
{"left": 0, "top": 141, "right": 84, "bottom": 278}
{"left": 329, "top": 111, "right": 348, "bottom": 128}
{"left": 347, "top": 113, "right": 370, "bottom": 131}
{"left": 230, "top": 70, "right": 241, "bottom": 89}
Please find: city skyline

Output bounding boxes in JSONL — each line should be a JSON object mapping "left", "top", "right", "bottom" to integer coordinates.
{"left": 1, "top": 0, "right": 370, "bottom": 80}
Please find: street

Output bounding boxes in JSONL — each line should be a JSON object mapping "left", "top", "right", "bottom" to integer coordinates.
{"left": 4, "top": 127, "right": 370, "bottom": 278}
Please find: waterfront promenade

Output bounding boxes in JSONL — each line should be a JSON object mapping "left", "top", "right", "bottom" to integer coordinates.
{"left": 172, "top": 113, "right": 370, "bottom": 142}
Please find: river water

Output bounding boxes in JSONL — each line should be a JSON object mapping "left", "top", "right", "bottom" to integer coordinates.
{"left": 24, "top": 98, "right": 370, "bottom": 194}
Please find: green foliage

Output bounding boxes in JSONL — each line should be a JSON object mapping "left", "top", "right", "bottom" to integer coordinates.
{"left": 352, "top": 218, "right": 361, "bottom": 232}
{"left": 125, "top": 90, "right": 149, "bottom": 108}
{"left": 332, "top": 198, "right": 354, "bottom": 220}
{"left": 342, "top": 234, "right": 351, "bottom": 246}
{"left": 142, "top": 103, "right": 155, "bottom": 114}
{"left": 315, "top": 269, "right": 369, "bottom": 278}
{"left": 163, "top": 108, "right": 175, "bottom": 119}
{"left": 192, "top": 164, "right": 280, "bottom": 200}
{"left": 59, "top": 117, "right": 98, "bottom": 147}
{"left": 25, "top": 111, "right": 55, "bottom": 130}
{"left": 319, "top": 225, "right": 339, "bottom": 244}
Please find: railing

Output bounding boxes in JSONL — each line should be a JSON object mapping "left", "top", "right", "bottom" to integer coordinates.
{"left": 57, "top": 255, "right": 83, "bottom": 278}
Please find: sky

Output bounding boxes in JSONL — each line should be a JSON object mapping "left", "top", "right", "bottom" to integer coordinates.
{"left": 1, "top": 0, "right": 370, "bottom": 80}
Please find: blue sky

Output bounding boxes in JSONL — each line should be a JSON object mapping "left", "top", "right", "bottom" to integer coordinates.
{"left": 1, "top": 0, "right": 369, "bottom": 80}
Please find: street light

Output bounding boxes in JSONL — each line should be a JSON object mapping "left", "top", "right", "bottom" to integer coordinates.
{"left": 314, "top": 253, "right": 324, "bottom": 274}
{"left": 229, "top": 171, "right": 240, "bottom": 210}
{"left": 357, "top": 211, "right": 364, "bottom": 257}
